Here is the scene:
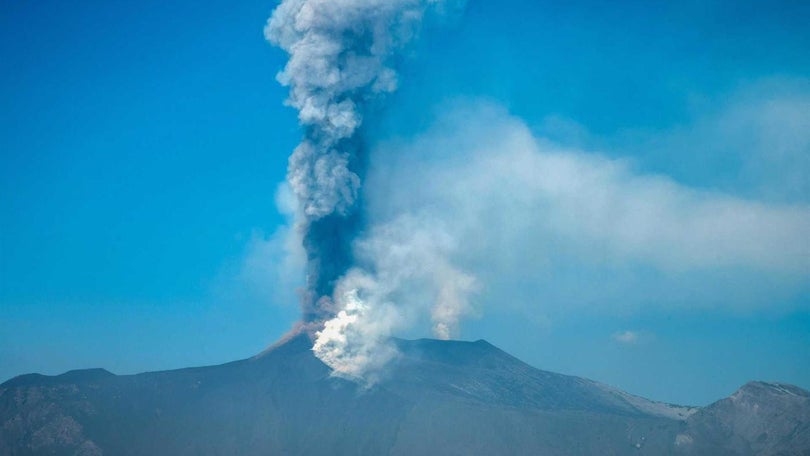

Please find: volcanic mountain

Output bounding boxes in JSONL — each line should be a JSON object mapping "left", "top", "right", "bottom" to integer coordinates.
{"left": 1, "top": 335, "right": 808, "bottom": 455}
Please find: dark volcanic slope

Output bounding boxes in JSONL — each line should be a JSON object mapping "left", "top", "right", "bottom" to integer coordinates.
{"left": 1, "top": 335, "right": 807, "bottom": 456}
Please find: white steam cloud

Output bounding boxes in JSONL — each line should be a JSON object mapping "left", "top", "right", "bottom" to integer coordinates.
{"left": 313, "top": 216, "right": 477, "bottom": 382}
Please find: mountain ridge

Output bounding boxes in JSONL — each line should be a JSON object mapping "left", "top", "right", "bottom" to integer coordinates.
{"left": 1, "top": 335, "right": 808, "bottom": 455}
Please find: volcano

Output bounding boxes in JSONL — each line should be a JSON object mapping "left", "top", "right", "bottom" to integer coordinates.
{"left": 1, "top": 335, "right": 808, "bottom": 455}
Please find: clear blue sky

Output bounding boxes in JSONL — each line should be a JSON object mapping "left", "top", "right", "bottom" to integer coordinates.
{"left": 1, "top": 0, "right": 808, "bottom": 406}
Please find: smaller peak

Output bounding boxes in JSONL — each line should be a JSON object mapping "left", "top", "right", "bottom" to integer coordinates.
{"left": 391, "top": 337, "right": 514, "bottom": 368}
{"left": 392, "top": 337, "right": 489, "bottom": 353}
{"left": 735, "top": 381, "right": 809, "bottom": 398}
{"left": 394, "top": 337, "right": 494, "bottom": 348}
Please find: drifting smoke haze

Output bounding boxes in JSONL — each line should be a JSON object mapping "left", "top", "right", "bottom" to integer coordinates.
{"left": 363, "top": 102, "right": 809, "bottom": 315}
{"left": 266, "top": 0, "right": 468, "bottom": 381}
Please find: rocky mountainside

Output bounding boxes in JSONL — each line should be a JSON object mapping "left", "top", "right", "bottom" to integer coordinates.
{"left": 676, "top": 381, "right": 810, "bottom": 455}
{"left": 1, "top": 335, "right": 807, "bottom": 455}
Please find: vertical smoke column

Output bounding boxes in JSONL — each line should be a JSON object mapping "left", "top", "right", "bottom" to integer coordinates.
{"left": 265, "top": 1, "right": 448, "bottom": 326}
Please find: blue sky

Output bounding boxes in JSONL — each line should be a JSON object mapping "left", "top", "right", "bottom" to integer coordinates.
{"left": 1, "top": 0, "right": 808, "bottom": 405}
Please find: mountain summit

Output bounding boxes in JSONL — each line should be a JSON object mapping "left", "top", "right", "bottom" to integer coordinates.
{"left": 1, "top": 335, "right": 807, "bottom": 455}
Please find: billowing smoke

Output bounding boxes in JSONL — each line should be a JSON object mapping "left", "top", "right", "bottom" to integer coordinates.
{"left": 266, "top": 0, "right": 468, "bottom": 381}
{"left": 312, "top": 216, "right": 478, "bottom": 383}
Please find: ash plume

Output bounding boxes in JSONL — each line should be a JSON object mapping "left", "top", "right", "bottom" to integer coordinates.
{"left": 266, "top": 0, "right": 467, "bottom": 380}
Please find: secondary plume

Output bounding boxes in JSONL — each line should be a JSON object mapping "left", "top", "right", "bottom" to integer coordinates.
{"left": 266, "top": 0, "right": 468, "bottom": 380}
